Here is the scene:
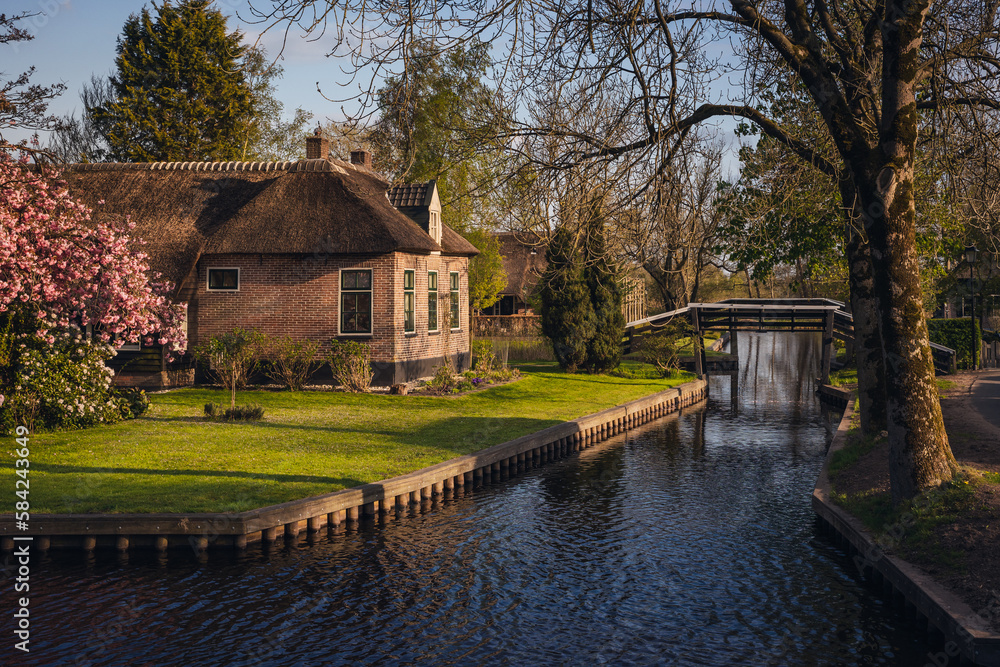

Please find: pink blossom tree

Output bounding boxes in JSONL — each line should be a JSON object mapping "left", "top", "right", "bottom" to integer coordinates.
{"left": 0, "top": 151, "right": 185, "bottom": 348}
{"left": 0, "top": 151, "right": 185, "bottom": 429}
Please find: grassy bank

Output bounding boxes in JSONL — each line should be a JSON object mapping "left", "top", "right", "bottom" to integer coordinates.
{"left": 828, "top": 401, "right": 1000, "bottom": 596}
{"left": 5, "top": 364, "right": 694, "bottom": 514}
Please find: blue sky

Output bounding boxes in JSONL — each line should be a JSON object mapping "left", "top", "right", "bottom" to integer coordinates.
{"left": 5, "top": 0, "right": 352, "bottom": 145}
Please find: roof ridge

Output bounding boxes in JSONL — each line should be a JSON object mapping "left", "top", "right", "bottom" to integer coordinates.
{"left": 65, "top": 161, "right": 303, "bottom": 173}
{"left": 63, "top": 158, "right": 383, "bottom": 174}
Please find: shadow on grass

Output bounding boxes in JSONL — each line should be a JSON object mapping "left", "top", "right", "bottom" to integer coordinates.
{"left": 31, "top": 462, "right": 362, "bottom": 487}
{"left": 139, "top": 414, "right": 401, "bottom": 438}
{"left": 404, "top": 416, "right": 563, "bottom": 454}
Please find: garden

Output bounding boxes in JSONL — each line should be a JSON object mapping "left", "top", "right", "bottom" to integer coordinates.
{"left": 10, "top": 361, "right": 693, "bottom": 515}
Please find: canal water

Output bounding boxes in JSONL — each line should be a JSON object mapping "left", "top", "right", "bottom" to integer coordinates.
{"left": 3, "top": 333, "right": 936, "bottom": 666}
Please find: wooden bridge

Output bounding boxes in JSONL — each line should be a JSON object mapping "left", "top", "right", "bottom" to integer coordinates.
{"left": 625, "top": 298, "right": 957, "bottom": 382}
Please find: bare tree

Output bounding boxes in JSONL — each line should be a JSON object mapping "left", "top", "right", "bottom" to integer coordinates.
{"left": 247, "top": 0, "right": 1000, "bottom": 501}
{"left": 0, "top": 12, "right": 67, "bottom": 159}
{"left": 621, "top": 139, "right": 726, "bottom": 311}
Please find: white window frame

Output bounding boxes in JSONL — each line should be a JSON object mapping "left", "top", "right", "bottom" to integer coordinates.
{"left": 338, "top": 268, "right": 374, "bottom": 336}
{"left": 429, "top": 210, "right": 441, "bottom": 242}
{"left": 206, "top": 267, "right": 241, "bottom": 292}
{"left": 403, "top": 269, "right": 415, "bottom": 334}
{"left": 450, "top": 271, "right": 461, "bottom": 331}
{"left": 427, "top": 271, "right": 439, "bottom": 332}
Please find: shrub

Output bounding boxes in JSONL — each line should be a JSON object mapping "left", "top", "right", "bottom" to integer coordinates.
{"left": 472, "top": 339, "right": 497, "bottom": 375}
{"left": 328, "top": 340, "right": 373, "bottom": 392}
{"left": 193, "top": 328, "right": 264, "bottom": 410}
{"left": 1, "top": 329, "right": 124, "bottom": 433}
{"left": 117, "top": 388, "right": 150, "bottom": 418}
{"left": 927, "top": 318, "right": 981, "bottom": 369}
{"left": 258, "top": 334, "right": 319, "bottom": 390}
{"left": 641, "top": 319, "right": 691, "bottom": 377}
{"left": 226, "top": 404, "right": 265, "bottom": 421}
{"left": 428, "top": 363, "right": 457, "bottom": 392}
{"left": 204, "top": 402, "right": 265, "bottom": 421}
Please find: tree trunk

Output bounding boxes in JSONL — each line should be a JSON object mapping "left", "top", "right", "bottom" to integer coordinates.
{"left": 860, "top": 1, "right": 957, "bottom": 502}
{"left": 841, "top": 179, "right": 887, "bottom": 436}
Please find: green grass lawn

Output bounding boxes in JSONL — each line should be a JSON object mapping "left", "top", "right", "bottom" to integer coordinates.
{"left": 5, "top": 364, "right": 693, "bottom": 514}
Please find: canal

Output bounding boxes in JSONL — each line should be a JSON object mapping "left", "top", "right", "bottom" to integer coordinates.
{"left": 3, "top": 333, "right": 935, "bottom": 665}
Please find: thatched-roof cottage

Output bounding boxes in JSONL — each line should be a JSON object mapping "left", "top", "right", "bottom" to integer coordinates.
{"left": 63, "top": 137, "right": 478, "bottom": 388}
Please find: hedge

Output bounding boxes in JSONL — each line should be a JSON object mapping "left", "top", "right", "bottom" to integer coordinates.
{"left": 927, "top": 318, "right": 981, "bottom": 369}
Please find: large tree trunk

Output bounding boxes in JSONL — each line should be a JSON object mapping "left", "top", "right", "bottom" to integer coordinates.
{"left": 859, "top": 1, "right": 957, "bottom": 502}
{"left": 841, "top": 179, "right": 887, "bottom": 436}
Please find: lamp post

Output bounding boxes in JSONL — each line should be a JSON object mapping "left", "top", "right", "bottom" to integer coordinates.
{"left": 965, "top": 245, "right": 979, "bottom": 370}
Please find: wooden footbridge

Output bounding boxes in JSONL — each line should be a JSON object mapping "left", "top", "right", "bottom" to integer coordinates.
{"left": 625, "top": 298, "right": 957, "bottom": 382}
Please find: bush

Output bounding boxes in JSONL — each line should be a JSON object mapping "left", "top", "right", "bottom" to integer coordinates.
{"left": 1, "top": 329, "right": 124, "bottom": 433}
{"left": 258, "top": 334, "right": 319, "bottom": 390}
{"left": 117, "top": 388, "right": 150, "bottom": 418}
{"left": 204, "top": 402, "right": 265, "bottom": 421}
{"left": 193, "top": 328, "right": 264, "bottom": 409}
{"left": 472, "top": 339, "right": 497, "bottom": 375}
{"left": 640, "top": 319, "right": 691, "bottom": 377}
{"left": 328, "top": 340, "right": 373, "bottom": 392}
{"left": 927, "top": 318, "right": 981, "bottom": 369}
{"left": 428, "top": 363, "right": 457, "bottom": 392}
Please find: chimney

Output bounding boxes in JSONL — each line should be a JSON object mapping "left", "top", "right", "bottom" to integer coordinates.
{"left": 350, "top": 150, "right": 373, "bottom": 170}
{"left": 305, "top": 127, "right": 329, "bottom": 160}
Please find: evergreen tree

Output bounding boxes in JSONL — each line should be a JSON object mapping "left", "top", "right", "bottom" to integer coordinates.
{"left": 538, "top": 227, "right": 595, "bottom": 373}
{"left": 91, "top": 0, "right": 253, "bottom": 162}
{"left": 583, "top": 206, "right": 625, "bottom": 372}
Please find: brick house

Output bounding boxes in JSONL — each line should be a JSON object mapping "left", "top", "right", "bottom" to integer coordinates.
{"left": 63, "top": 136, "right": 478, "bottom": 388}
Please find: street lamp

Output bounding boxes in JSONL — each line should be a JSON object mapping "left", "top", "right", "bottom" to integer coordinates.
{"left": 965, "top": 245, "right": 979, "bottom": 370}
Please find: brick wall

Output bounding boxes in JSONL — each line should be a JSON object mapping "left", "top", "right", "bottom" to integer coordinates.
{"left": 391, "top": 253, "right": 470, "bottom": 366}
{"left": 187, "top": 252, "right": 470, "bottom": 380}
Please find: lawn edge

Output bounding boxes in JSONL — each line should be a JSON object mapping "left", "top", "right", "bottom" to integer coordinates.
{"left": 812, "top": 398, "right": 1000, "bottom": 666}
{"left": 1, "top": 378, "right": 708, "bottom": 554}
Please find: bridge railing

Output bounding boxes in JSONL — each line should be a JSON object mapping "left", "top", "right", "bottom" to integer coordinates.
{"left": 624, "top": 299, "right": 958, "bottom": 375}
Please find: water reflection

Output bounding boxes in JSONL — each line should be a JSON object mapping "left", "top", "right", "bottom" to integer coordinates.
{"left": 3, "top": 333, "right": 934, "bottom": 666}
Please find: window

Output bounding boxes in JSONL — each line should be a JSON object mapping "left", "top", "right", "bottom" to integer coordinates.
{"left": 207, "top": 268, "right": 239, "bottom": 291}
{"left": 341, "top": 269, "right": 372, "bottom": 334}
{"left": 403, "top": 270, "right": 415, "bottom": 333}
{"left": 428, "top": 271, "right": 438, "bottom": 331}
{"left": 429, "top": 210, "right": 441, "bottom": 242}
{"left": 450, "top": 271, "right": 460, "bottom": 330}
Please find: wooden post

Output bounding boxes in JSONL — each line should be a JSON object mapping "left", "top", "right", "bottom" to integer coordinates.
{"left": 692, "top": 308, "right": 704, "bottom": 379}
{"left": 821, "top": 309, "right": 835, "bottom": 385}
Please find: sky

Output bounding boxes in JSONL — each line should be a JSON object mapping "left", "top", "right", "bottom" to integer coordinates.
{"left": 4, "top": 0, "right": 356, "bottom": 146}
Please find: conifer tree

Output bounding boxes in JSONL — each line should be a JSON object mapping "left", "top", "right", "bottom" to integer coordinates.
{"left": 538, "top": 227, "right": 595, "bottom": 373}
{"left": 92, "top": 0, "right": 253, "bottom": 162}
{"left": 583, "top": 206, "right": 625, "bottom": 372}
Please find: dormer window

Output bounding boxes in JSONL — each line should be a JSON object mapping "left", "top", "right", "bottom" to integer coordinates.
{"left": 429, "top": 210, "right": 441, "bottom": 244}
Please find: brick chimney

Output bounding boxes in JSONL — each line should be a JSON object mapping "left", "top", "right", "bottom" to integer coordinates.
{"left": 305, "top": 128, "right": 329, "bottom": 160}
{"left": 350, "top": 150, "right": 373, "bottom": 170}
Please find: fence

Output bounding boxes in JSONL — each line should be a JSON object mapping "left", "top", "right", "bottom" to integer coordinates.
{"left": 473, "top": 315, "right": 541, "bottom": 338}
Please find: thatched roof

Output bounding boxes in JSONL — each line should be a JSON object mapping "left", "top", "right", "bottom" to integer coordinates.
{"left": 62, "top": 159, "right": 477, "bottom": 295}
{"left": 498, "top": 232, "right": 548, "bottom": 298}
